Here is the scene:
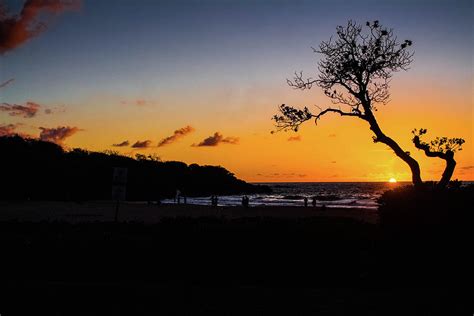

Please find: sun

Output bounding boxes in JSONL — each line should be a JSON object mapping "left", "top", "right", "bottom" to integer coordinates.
{"left": 389, "top": 178, "right": 397, "bottom": 183}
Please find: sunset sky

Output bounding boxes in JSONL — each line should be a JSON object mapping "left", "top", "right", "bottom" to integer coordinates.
{"left": 1, "top": 0, "right": 472, "bottom": 182}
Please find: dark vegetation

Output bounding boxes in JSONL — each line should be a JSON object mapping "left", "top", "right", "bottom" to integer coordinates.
{"left": 0, "top": 135, "right": 270, "bottom": 201}
{"left": 379, "top": 182, "right": 473, "bottom": 234}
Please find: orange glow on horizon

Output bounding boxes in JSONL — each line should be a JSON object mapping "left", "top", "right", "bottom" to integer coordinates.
{"left": 22, "top": 91, "right": 472, "bottom": 183}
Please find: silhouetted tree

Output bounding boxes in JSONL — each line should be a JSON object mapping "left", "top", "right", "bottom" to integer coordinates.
{"left": 273, "top": 20, "right": 464, "bottom": 188}
{"left": 411, "top": 128, "right": 465, "bottom": 188}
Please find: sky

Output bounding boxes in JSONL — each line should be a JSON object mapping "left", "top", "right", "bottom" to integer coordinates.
{"left": 1, "top": 0, "right": 473, "bottom": 182}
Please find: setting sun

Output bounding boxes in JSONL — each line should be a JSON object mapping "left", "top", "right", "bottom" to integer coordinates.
{"left": 389, "top": 178, "right": 397, "bottom": 183}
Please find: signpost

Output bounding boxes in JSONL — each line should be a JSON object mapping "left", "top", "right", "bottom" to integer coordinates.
{"left": 112, "top": 167, "right": 128, "bottom": 222}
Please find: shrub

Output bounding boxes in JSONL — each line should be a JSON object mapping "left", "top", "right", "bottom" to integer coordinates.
{"left": 378, "top": 182, "right": 473, "bottom": 236}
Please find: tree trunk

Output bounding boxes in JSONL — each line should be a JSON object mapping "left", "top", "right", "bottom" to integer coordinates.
{"left": 364, "top": 108, "right": 423, "bottom": 187}
{"left": 438, "top": 152, "right": 456, "bottom": 189}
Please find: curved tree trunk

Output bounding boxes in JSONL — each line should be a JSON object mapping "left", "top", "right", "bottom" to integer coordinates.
{"left": 412, "top": 136, "right": 456, "bottom": 189}
{"left": 364, "top": 108, "right": 423, "bottom": 187}
{"left": 438, "top": 153, "right": 456, "bottom": 189}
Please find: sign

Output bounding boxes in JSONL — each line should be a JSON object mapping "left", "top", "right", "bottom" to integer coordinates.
{"left": 113, "top": 167, "right": 128, "bottom": 185}
{"left": 112, "top": 167, "right": 128, "bottom": 222}
{"left": 112, "top": 185, "right": 126, "bottom": 201}
{"left": 112, "top": 167, "right": 127, "bottom": 201}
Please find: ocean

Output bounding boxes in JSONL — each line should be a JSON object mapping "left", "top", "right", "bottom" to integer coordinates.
{"left": 163, "top": 182, "right": 409, "bottom": 209}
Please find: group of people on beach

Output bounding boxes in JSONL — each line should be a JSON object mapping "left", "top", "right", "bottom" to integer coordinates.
{"left": 181, "top": 192, "right": 324, "bottom": 209}
{"left": 174, "top": 190, "right": 187, "bottom": 204}
{"left": 210, "top": 195, "right": 250, "bottom": 207}
{"left": 304, "top": 197, "right": 318, "bottom": 207}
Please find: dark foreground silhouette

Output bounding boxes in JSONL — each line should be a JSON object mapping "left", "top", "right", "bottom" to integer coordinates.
{"left": 0, "top": 136, "right": 472, "bottom": 314}
{"left": 0, "top": 213, "right": 471, "bottom": 315}
{"left": 0, "top": 135, "right": 270, "bottom": 201}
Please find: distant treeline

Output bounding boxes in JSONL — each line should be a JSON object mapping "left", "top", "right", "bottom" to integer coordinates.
{"left": 0, "top": 136, "right": 271, "bottom": 201}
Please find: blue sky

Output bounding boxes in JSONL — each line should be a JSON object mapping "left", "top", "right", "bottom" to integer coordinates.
{"left": 2, "top": 0, "right": 472, "bottom": 104}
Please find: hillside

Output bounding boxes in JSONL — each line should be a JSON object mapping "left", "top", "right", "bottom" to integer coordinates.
{"left": 0, "top": 136, "right": 271, "bottom": 201}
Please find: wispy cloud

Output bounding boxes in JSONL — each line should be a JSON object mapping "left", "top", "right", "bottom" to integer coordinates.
{"left": 287, "top": 135, "right": 301, "bottom": 141}
{"left": 192, "top": 132, "right": 239, "bottom": 147}
{"left": 121, "top": 99, "right": 150, "bottom": 106}
{"left": 112, "top": 140, "right": 130, "bottom": 147}
{"left": 39, "top": 126, "right": 81, "bottom": 144}
{"left": 44, "top": 105, "right": 66, "bottom": 115}
{"left": 257, "top": 172, "right": 307, "bottom": 178}
{"left": 0, "top": 78, "right": 14, "bottom": 89}
{"left": 136, "top": 99, "right": 147, "bottom": 106}
{"left": 328, "top": 133, "right": 336, "bottom": 137}
{"left": 0, "top": 0, "right": 80, "bottom": 54}
{"left": 0, "top": 101, "right": 40, "bottom": 118}
{"left": 158, "top": 125, "right": 194, "bottom": 147}
{"left": 131, "top": 140, "right": 152, "bottom": 148}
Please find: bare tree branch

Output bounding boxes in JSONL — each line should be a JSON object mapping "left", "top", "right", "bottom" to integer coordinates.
{"left": 314, "top": 107, "right": 366, "bottom": 123}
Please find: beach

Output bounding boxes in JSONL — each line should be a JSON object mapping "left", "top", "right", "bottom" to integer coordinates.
{"left": 1, "top": 200, "right": 469, "bottom": 314}
{"left": 0, "top": 200, "right": 378, "bottom": 224}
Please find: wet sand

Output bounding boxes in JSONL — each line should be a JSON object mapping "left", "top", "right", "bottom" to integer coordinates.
{"left": 0, "top": 201, "right": 378, "bottom": 224}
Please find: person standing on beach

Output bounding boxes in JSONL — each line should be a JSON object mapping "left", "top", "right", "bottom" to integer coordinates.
{"left": 210, "top": 195, "right": 218, "bottom": 207}
{"left": 176, "top": 189, "right": 181, "bottom": 204}
{"left": 312, "top": 197, "right": 317, "bottom": 207}
{"left": 304, "top": 197, "right": 308, "bottom": 207}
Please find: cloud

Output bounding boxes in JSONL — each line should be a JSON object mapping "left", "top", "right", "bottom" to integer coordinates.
{"left": 0, "top": 123, "right": 33, "bottom": 138}
{"left": 158, "top": 125, "right": 194, "bottom": 147}
{"left": 0, "top": 78, "right": 14, "bottom": 89}
{"left": 0, "top": 101, "right": 40, "bottom": 118}
{"left": 287, "top": 135, "right": 301, "bottom": 141}
{"left": 39, "top": 126, "right": 81, "bottom": 144}
{"left": 136, "top": 99, "right": 146, "bottom": 106}
{"left": 131, "top": 140, "right": 152, "bottom": 148}
{"left": 44, "top": 105, "right": 66, "bottom": 115}
{"left": 0, "top": 0, "right": 80, "bottom": 54}
{"left": 328, "top": 133, "right": 336, "bottom": 137}
{"left": 192, "top": 132, "right": 239, "bottom": 147}
{"left": 0, "top": 123, "right": 19, "bottom": 136}
{"left": 121, "top": 99, "right": 150, "bottom": 106}
{"left": 257, "top": 172, "right": 307, "bottom": 178}
{"left": 460, "top": 166, "right": 474, "bottom": 170}
{"left": 112, "top": 140, "right": 130, "bottom": 147}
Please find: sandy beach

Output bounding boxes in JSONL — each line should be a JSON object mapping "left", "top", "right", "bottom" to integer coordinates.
{"left": 0, "top": 201, "right": 378, "bottom": 224}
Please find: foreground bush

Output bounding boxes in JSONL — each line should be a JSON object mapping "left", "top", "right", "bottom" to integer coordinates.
{"left": 378, "top": 182, "right": 473, "bottom": 235}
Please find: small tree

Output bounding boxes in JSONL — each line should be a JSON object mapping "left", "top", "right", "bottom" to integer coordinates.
{"left": 411, "top": 128, "right": 464, "bottom": 188}
{"left": 272, "top": 20, "right": 464, "bottom": 189}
